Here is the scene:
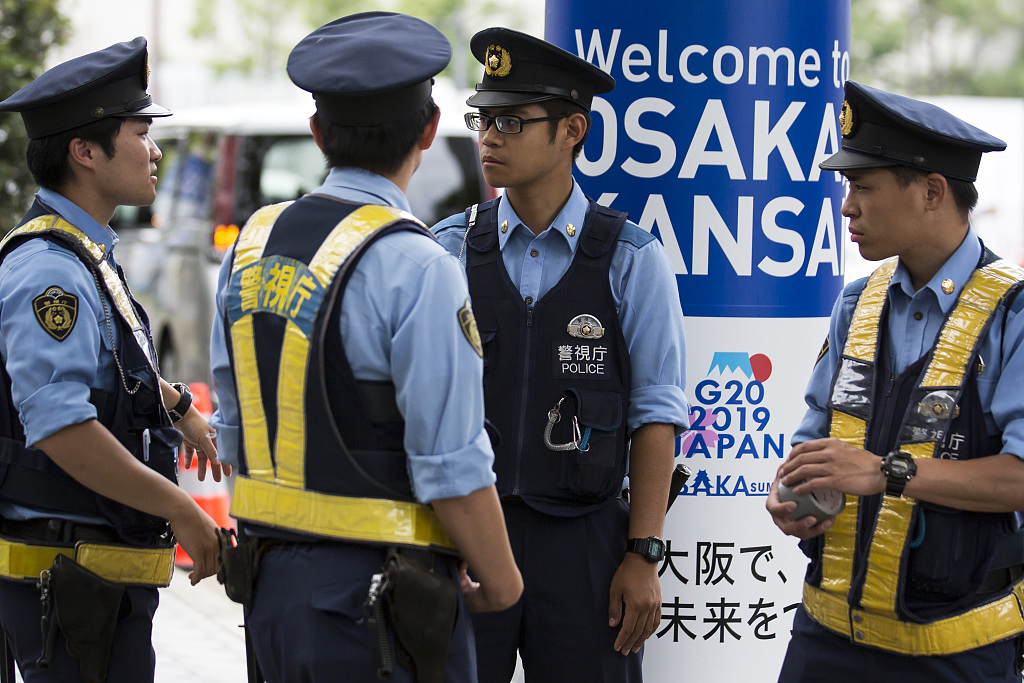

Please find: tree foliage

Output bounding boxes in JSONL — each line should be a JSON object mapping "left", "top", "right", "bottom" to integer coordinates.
{"left": 190, "top": 0, "right": 503, "bottom": 88}
{"left": 851, "top": 0, "right": 1024, "bottom": 96}
{"left": 0, "top": 0, "right": 69, "bottom": 232}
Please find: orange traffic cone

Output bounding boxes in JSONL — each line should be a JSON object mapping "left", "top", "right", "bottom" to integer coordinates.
{"left": 174, "top": 382, "right": 235, "bottom": 569}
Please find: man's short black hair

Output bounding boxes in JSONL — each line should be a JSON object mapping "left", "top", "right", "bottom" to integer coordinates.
{"left": 26, "top": 116, "right": 125, "bottom": 191}
{"left": 539, "top": 99, "right": 590, "bottom": 161}
{"left": 314, "top": 98, "right": 437, "bottom": 177}
{"left": 888, "top": 165, "right": 978, "bottom": 222}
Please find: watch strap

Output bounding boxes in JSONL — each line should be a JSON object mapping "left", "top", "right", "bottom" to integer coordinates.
{"left": 168, "top": 382, "right": 192, "bottom": 422}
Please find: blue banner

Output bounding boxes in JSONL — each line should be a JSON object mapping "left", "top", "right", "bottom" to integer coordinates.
{"left": 545, "top": 1, "right": 851, "bottom": 317}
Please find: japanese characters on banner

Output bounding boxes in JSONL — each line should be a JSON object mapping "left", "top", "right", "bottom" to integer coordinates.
{"left": 543, "top": 2, "right": 851, "bottom": 679}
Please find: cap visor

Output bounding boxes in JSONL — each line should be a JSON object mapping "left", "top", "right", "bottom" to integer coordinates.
{"left": 819, "top": 148, "right": 899, "bottom": 172}
{"left": 123, "top": 102, "right": 172, "bottom": 118}
{"left": 467, "top": 90, "right": 558, "bottom": 108}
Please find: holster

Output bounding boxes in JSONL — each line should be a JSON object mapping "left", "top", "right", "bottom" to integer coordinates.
{"left": 379, "top": 550, "right": 459, "bottom": 683}
{"left": 40, "top": 553, "right": 126, "bottom": 683}
{"left": 216, "top": 527, "right": 255, "bottom": 611}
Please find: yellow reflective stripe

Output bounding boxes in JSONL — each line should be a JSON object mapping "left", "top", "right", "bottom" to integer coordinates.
{"left": 232, "top": 203, "right": 291, "bottom": 272}
{"left": 268, "top": 204, "right": 415, "bottom": 488}
{"left": 230, "top": 476, "right": 455, "bottom": 550}
{"left": 274, "top": 321, "right": 308, "bottom": 486}
{"left": 3, "top": 215, "right": 106, "bottom": 262}
{"left": 844, "top": 260, "right": 896, "bottom": 362}
{"left": 233, "top": 315, "right": 273, "bottom": 478}
{"left": 0, "top": 536, "right": 173, "bottom": 586}
{"left": 820, "top": 412, "right": 865, "bottom": 597}
{"left": 923, "top": 261, "right": 1024, "bottom": 388}
{"left": 74, "top": 543, "right": 175, "bottom": 586}
{"left": 859, "top": 495, "right": 915, "bottom": 615}
{"left": 804, "top": 580, "right": 1024, "bottom": 656}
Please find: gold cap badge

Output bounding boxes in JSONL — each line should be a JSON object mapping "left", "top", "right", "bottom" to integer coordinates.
{"left": 485, "top": 45, "right": 512, "bottom": 78}
{"left": 840, "top": 99, "right": 854, "bottom": 136}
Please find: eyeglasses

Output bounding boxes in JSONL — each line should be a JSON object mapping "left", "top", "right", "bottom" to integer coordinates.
{"left": 464, "top": 112, "right": 567, "bottom": 134}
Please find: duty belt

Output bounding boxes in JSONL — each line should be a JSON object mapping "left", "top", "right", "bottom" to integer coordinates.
{"left": 0, "top": 535, "right": 174, "bottom": 587}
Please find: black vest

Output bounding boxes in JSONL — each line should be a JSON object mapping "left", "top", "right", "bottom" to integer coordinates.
{"left": 0, "top": 200, "right": 177, "bottom": 545}
{"left": 227, "top": 196, "right": 429, "bottom": 540}
{"left": 465, "top": 197, "right": 631, "bottom": 516}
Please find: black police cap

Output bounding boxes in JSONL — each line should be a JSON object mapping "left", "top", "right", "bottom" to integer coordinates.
{"left": 467, "top": 27, "right": 615, "bottom": 110}
{"left": 820, "top": 80, "right": 1005, "bottom": 182}
{"left": 0, "top": 37, "right": 170, "bottom": 140}
{"left": 288, "top": 12, "right": 451, "bottom": 127}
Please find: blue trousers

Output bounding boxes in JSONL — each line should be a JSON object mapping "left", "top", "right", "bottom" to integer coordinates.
{"left": 471, "top": 498, "right": 642, "bottom": 683}
{"left": 778, "top": 605, "right": 1020, "bottom": 683}
{"left": 247, "top": 542, "right": 477, "bottom": 682}
{"left": 0, "top": 578, "right": 158, "bottom": 682}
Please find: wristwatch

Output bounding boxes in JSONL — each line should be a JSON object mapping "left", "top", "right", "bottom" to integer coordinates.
{"left": 626, "top": 537, "right": 666, "bottom": 563}
{"left": 880, "top": 450, "right": 917, "bottom": 497}
{"left": 167, "top": 382, "right": 193, "bottom": 422}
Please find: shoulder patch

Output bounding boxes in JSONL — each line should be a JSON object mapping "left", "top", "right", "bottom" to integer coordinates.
{"left": 618, "top": 221, "right": 657, "bottom": 250}
{"left": 816, "top": 336, "right": 829, "bottom": 364}
{"left": 458, "top": 299, "right": 483, "bottom": 357}
{"left": 33, "top": 285, "right": 78, "bottom": 341}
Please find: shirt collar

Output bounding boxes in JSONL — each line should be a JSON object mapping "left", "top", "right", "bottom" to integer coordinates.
{"left": 496, "top": 178, "right": 589, "bottom": 251}
{"left": 313, "top": 167, "right": 411, "bottom": 213}
{"left": 36, "top": 188, "right": 117, "bottom": 258}
{"left": 890, "top": 225, "right": 981, "bottom": 315}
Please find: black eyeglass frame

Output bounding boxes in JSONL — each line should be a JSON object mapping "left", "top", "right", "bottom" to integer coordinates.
{"left": 464, "top": 112, "right": 568, "bottom": 134}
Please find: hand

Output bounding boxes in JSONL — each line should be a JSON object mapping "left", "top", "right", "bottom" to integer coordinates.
{"left": 766, "top": 474, "right": 834, "bottom": 540}
{"left": 457, "top": 559, "right": 519, "bottom": 613}
{"left": 608, "top": 553, "right": 661, "bottom": 655}
{"left": 177, "top": 410, "right": 231, "bottom": 481}
{"left": 169, "top": 497, "right": 221, "bottom": 585}
{"left": 779, "top": 438, "right": 883, "bottom": 499}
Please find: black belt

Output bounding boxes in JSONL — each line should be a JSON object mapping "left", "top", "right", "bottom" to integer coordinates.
{"left": 0, "top": 518, "right": 120, "bottom": 545}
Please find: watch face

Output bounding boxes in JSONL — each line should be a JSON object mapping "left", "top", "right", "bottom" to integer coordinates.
{"left": 647, "top": 539, "right": 665, "bottom": 561}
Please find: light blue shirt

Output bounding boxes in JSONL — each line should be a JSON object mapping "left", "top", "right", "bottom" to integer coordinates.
{"left": 794, "top": 226, "right": 1024, "bottom": 460}
{"left": 209, "top": 166, "right": 497, "bottom": 503}
{"left": 0, "top": 188, "right": 126, "bottom": 522}
{"left": 432, "top": 179, "right": 690, "bottom": 434}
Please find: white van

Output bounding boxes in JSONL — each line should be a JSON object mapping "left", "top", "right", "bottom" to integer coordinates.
{"left": 113, "top": 88, "right": 492, "bottom": 401}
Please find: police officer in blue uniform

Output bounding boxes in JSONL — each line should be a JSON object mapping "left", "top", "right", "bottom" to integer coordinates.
{"left": 207, "top": 13, "right": 522, "bottom": 682}
{"left": 767, "top": 81, "right": 1024, "bottom": 682}
{"left": 433, "top": 28, "right": 689, "bottom": 683}
{"left": 0, "top": 38, "right": 227, "bottom": 682}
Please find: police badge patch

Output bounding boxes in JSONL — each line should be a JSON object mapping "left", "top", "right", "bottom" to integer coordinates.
{"left": 458, "top": 299, "right": 483, "bottom": 357}
{"left": 33, "top": 286, "right": 78, "bottom": 341}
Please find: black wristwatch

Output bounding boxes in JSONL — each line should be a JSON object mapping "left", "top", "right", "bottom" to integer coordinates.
{"left": 880, "top": 450, "right": 917, "bottom": 497}
{"left": 626, "top": 537, "right": 666, "bottom": 563}
{"left": 167, "top": 382, "right": 193, "bottom": 422}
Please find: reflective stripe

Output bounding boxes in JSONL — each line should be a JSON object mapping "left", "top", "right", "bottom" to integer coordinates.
{"left": 230, "top": 475, "right": 455, "bottom": 551}
{"left": 815, "top": 257, "right": 1024, "bottom": 652}
{"left": 0, "top": 535, "right": 174, "bottom": 586}
{"left": 804, "top": 580, "right": 1024, "bottom": 656}
{"left": 3, "top": 216, "right": 157, "bottom": 369}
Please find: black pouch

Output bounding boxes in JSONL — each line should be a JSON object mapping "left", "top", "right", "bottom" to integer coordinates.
{"left": 558, "top": 388, "right": 625, "bottom": 501}
{"left": 216, "top": 527, "right": 255, "bottom": 610}
{"left": 383, "top": 552, "right": 458, "bottom": 683}
{"left": 45, "top": 553, "right": 126, "bottom": 683}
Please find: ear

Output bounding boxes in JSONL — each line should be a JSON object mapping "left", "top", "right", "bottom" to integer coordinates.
{"left": 419, "top": 106, "right": 441, "bottom": 151}
{"left": 922, "top": 173, "right": 948, "bottom": 212}
{"left": 67, "top": 137, "right": 99, "bottom": 171}
{"left": 562, "top": 112, "right": 588, "bottom": 152}
{"left": 309, "top": 115, "right": 325, "bottom": 152}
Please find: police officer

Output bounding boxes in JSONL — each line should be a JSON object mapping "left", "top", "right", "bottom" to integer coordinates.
{"left": 0, "top": 38, "right": 226, "bottom": 682}
{"left": 207, "top": 12, "right": 522, "bottom": 682}
{"left": 433, "top": 28, "right": 689, "bottom": 683}
{"left": 767, "top": 81, "right": 1024, "bottom": 682}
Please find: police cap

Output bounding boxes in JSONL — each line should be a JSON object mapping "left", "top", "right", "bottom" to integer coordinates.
{"left": 288, "top": 12, "right": 451, "bottom": 127}
{"left": 467, "top": 27, "right": 615, "bottom": 110}
{"left": 820, "top": 80, "right": 1005, "bottom": 182}
{"left": 0, "top": 37, "right": 170, "bottom": 140}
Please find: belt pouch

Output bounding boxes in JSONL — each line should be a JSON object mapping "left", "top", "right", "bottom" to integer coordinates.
{"left": 216, "top": 528, "right": 255, "bottom": 610}
{"left": 384, "top": 552, "right": 458, "bottom": 683}
{"left": 49, "top": 553, "right": 126, "bottom": 683}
